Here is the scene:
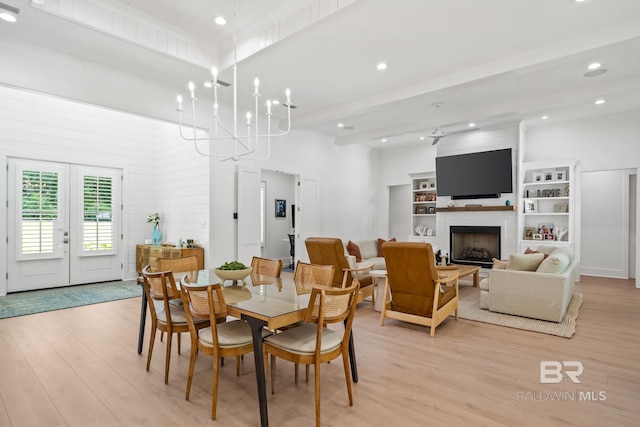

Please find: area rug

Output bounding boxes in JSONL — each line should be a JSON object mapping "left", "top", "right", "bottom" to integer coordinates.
{"left": 456, "top": 286, "right": 583, "bottom": 338}
{"left": 0, "top": 280, "right": 141, "bottom": 319}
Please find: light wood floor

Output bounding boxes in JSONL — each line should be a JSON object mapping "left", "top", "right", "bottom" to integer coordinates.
{"left": 0, "top": 275, "right": 638, "bottom": 426}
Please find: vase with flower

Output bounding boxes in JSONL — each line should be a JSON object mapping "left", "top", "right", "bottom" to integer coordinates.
{"left": 147, "top": 212, "right": 162, "bottom": 245}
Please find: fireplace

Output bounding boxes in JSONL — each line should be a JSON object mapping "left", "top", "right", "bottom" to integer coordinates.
{"left": 449, "top": 226, "right": 501, "bottom": 267}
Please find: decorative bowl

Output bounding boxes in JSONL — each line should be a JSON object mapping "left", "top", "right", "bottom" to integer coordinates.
{"left": 214, "top": 267, "right": 252, "bottom": 285}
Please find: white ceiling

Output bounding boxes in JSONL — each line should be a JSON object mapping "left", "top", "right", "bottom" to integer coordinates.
{"left": 2, "top": 0, "right": 640, "bottom": 149}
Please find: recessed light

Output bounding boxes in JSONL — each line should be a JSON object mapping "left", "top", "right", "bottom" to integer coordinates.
{"left": 574, "top": 0, "right": 586, "bottom": 3}
{"left": 542, "top": 115, "right": 549, "bottom": 120}
{"left": 0, "top": 12, "right": 16, "bottom": 22}
{"left": 588, "top": 62, "right": 601, "bottom": 70}
{"left": 271, "top": 99, "right": 280, "bottom": 105}
{"left": 381, "top": 138, "right": 387, "bottom": 142}
{"left": 594, "top": 99, "right": 606, "bottom": 105}
{"left": 376, "top": 62, "right": 388, "bottom": 71}
{"left": 203, "top": 81, "right": 212, "bottom": 88}
{"left": 419, "top": 136, "right": 425, "bottom": 140}
{"left": 468, "top": 123, "right": 476, "bottom": 127}
{"left": 214, "top": 16, "right": 227, "bottom": 26}
{"left": 337, "top": 123, "right": 344, "bottom": 128}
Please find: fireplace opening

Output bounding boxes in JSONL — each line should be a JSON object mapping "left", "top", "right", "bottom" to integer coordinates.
{"left": 450, "top": 226, "right": 501, "bottom": 267}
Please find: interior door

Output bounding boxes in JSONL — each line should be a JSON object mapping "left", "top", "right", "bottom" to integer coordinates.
{"left": 7, "top": 159, "right": 70, "bottom": 291}
{"left": 295, "top": 175, "right": 319, "bottom": 263}
{"left": 7, "top": 159, "right": 122, "bottom": 292}
{"left": 237, "top": 165, "right": 262, "bottom": 264}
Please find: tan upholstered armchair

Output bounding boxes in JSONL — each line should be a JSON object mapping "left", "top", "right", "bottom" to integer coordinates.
{"left": 380, "top": 242, "right": 459, "bottom": 337}
{"left": 305, "top": 237, "right": 375, "bottom": 305}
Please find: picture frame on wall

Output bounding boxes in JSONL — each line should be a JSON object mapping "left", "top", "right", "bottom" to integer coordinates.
{"left": 275, "top": 199, "right": 286, "bottom": 217}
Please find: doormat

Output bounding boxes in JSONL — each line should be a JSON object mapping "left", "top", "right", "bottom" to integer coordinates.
{"left": 0, "top": 280, "right": 141, "bottom": 319}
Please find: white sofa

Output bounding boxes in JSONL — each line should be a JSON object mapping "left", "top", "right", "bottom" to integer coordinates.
{"left": 479, "top": 246, "right": 579, "bottom": 322}
{"left": 345, "top": 239, "right": 387, "bottom": 270}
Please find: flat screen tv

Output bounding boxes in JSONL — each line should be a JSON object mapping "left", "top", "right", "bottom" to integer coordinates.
{"left": 436, "top": 148, "right": 513, "bottom": 200}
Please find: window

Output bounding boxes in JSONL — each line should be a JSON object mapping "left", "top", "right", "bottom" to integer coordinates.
{"left": 21, "top": 170, "right": 59, "bottom": 254}
{"left": 82, "top": 175, "right": 114, "bottom": 251}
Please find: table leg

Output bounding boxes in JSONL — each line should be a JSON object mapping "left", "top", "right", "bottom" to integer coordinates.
{"left": 243, "top": 315, "right": 269, "bottom": 427}
{"left": 473, "top": 270, "right": 479, "bottom": 287}
{"left": 138, "top": 284, "right": 147, "bottom": 355}
{"left": 344, "top": 319, "right": 358, "bottom": 383}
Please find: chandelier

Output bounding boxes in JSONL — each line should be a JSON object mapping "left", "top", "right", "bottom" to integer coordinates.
{"left": 175, "top": 0, "right": 292, "bottom": 161}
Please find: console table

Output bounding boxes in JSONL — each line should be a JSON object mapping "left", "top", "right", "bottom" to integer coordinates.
{"left": 135, "top": 244, "right": 204, "bottom": 273}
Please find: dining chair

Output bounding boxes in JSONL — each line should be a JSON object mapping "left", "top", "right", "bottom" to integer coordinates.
{"left": 251, "top": 256, "right": 283, "bottom": 278}
{"left": 264, "top": 282, "right": 359, "bottom": 427}
{"left": 290, "top": 261, "right": 335, "bottom": 383}
{"left": 141, "top": 266, "right": 209, "bottom": 384}
{"left": 155, "top": 256, "right": 200, "bottom": 341}
{"left": 381, "top": 242, "right": 459, "bottom": 337}
{"left": 180, "top": 276, "right": 270, "bottom": 420}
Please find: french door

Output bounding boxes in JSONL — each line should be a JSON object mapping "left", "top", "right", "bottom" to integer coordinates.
{"left": 7, "top": 159, "right": 122, "bottom": 292}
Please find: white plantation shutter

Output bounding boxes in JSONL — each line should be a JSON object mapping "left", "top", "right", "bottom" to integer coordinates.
{"left": 82, "top": 175, "right": 114, "bottom": 252}
{"left": 20, "top": 169, "right": 59, "bottom": 255}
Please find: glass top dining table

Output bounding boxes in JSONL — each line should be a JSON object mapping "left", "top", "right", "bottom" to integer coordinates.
{"left": 137, "top": 269, "right": 359, "bottom": 427}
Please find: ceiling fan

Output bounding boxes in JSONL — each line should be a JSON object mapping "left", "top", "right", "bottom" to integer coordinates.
{"left": 430, "top": 102, "right": 479, "bottom": 145}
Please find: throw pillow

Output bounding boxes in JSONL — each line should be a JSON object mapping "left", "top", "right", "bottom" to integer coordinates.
{"left": 506, "top": 253, "right": 545, "bottom": 271}
{"left": 347, "top": 240, "right": 362, "bottom": 262}
{"left": 536, "top": 248, "right": 572, "bottom": 274}
{"left": 525, "top": 247, "right": 550, "bottom": 259}
{"left": 492, "top": 258, "right": 508, "bottom": 269}
{"left": 377, "top": 237, "right": 396, "bottom": 257}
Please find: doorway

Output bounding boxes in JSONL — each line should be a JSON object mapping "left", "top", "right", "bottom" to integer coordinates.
{"left": 7, "top": 159, "right": 122, "bottom": 292}
{"left": 260, "top": 170, "right": 296, "bottom": 268}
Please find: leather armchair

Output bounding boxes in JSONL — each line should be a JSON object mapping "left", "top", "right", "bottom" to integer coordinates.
{"left": 305, "top": 237, "right": 375, "bottom": 305}
{"left": 380, "top": 242, "right": 459, "bottom": 337}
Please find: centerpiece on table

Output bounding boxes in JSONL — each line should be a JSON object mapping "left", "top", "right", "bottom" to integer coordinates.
{"left": 214, "top": 261, "right": 252, "bottom": 285}
{"left": 147, "top": 212, "right": 162, "bottom": 245}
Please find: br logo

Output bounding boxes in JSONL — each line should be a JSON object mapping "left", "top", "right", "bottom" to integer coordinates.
{"left": 540, "top": 361, "right": 584, "bottom": 384}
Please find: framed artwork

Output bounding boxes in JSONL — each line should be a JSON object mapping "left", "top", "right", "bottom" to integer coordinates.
{"left": 426, "top": 228, "right": 433, "bottom": 236}
{"left": 543, "top": 169, "right": 554, "bottom": 182}
{"left": 524, "top": 199, "right": 537, "bottom": 213}
{"left": 544, "top": 234, "right": 556, "bottom": 241}
{"left": 555, "top": 170, "right": 566, "bottom": 181}
{"left": 533, "top": 172, "right": 543, "bottom": 182}
{"left": 553, "top": 203, "right": 569, "bottom": 213}
{"left": 428, "top": 206, "right": 436, "bottom": 214}
{"left": 416, "top": 206, "right": 427, "bottom": 214}
{"left": 275, "top": 199, "right": 286, "bottom": 217}
{"left": 532, "top": 233, "right": 543, "bottom": 240}
{"left": 523, "top": 227, "right": 535, "bottom": 240}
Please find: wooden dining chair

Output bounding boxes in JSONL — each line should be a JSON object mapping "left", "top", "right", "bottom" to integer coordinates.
{"left": 264, "top": 282, "right": 359, "bottom": 427}
{"left": 141, "top": 266, "right": 209, "bottom": 384}
{"left": 180, "top": 276, "right": 270, "bottom": 420}
{"left": 251, "top": 256, "right": 283, "bottom": 277}
{"left": 290, "top": 261, "right": 335, "bottom": 383}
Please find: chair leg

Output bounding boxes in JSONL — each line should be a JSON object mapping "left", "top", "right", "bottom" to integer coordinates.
{"left": 294, "top": 363, "right": 298, "bottom": 384}
{"left": 306, "top": 365, "right": 310, "bottom": 382}
{"left": 160, "top": 331, "right": 164, "bottom": 342}
{"left": 146, "top": 324, "right": 157, "bottom": 371}
{"left": 177, "top": 333, "right": 181, "bottom": 355}
{"left": 272, "top": 355, "right": 278, "bottom": 394}
{"left": 314, "top": 361, "right": 321, "bottom": 427}
{"left": 341, "top": 351, "right": 354, "bottom": 406}
{"left": 212, "top": 357, "right": 219, "bottom": 420}
{"left": 164, "top": 331, "right": 173, "bottom": 384}
{"left": 185, "top": 343, "right": 198, "bottom": 400}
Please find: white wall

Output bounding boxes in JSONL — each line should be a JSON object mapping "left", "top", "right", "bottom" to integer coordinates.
{"left": 526, "top": 109, "right": 640, "bottom": 281}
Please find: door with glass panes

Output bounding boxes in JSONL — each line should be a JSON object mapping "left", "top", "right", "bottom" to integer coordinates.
{"left": 7, "top": 159, "right": 122, "bottom": 292}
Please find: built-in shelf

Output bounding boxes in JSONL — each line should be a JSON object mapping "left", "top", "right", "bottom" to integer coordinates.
{"left": 436, "top": 206, "right": 516, "bottom": 212}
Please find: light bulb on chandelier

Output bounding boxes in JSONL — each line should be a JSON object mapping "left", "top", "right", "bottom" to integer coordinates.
{"left": 175, "top": 0, "right": 292, "bottom": 161}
